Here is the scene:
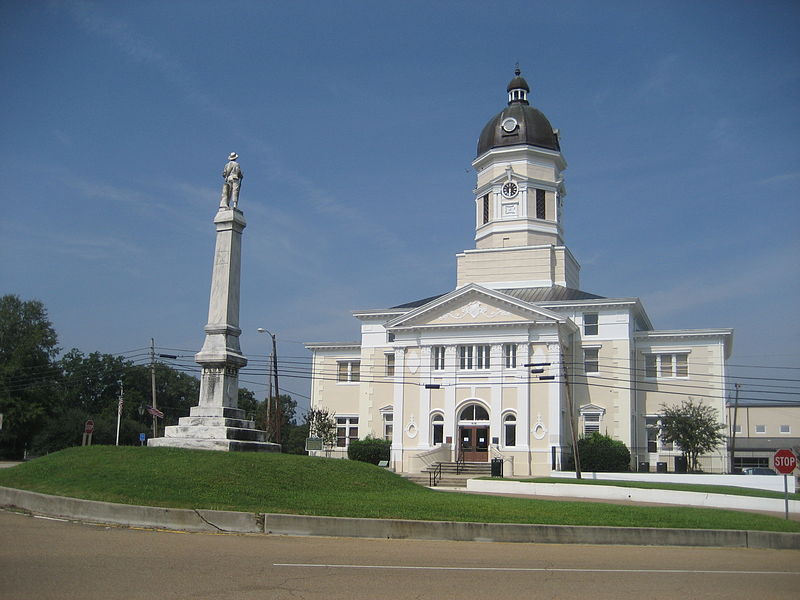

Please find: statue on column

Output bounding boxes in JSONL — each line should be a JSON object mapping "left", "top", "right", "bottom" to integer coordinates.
{"left": 220, "top": 152, "right": 244, "bottom": 209}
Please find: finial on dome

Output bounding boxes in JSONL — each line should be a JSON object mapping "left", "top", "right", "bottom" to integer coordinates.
{"left": 514, "top": 62, "right": 521, "bottom": 77}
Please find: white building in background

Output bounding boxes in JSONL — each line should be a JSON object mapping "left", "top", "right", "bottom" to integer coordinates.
{"left": 306, "top": 69, "right": 733, "bottom": 476}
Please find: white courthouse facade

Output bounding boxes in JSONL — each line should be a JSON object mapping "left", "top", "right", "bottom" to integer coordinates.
{"left": 306, "top": 70, "right": 733, "bottom": 476}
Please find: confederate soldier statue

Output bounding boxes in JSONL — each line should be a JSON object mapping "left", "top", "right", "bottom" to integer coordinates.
{"left": 220, "top": 152, "right": 244, "bottom": 209}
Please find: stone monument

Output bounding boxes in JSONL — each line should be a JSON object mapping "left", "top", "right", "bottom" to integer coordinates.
{"left": 149, "top": 153, "right": 279, "bottom": 452}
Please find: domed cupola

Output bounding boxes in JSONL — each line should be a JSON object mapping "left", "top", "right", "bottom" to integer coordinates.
{"left": 477, "top": 67, "right": 560, "bottom": 157}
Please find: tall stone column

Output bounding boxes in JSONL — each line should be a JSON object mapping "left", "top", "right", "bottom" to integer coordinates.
{"left": 148, "top": 154, "right": 278, "bottom": 452}
{"left": 194, "top": 208, "right": 248, "bottom": 413}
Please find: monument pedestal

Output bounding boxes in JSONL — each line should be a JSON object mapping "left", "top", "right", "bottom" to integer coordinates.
{"left": 148, "top": 405, "right": 279, "bottom": 452}
{"left": 148, "top": 187, "right": 279, "bottom": 453}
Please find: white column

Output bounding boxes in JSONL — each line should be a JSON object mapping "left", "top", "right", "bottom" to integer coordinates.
{"left": 195, "top": 208, "right": 247, "bottom": 412}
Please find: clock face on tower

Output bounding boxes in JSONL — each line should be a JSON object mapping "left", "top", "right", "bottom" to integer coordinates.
{"left": 502, "top": 181, "right": 519, "bottom": 198}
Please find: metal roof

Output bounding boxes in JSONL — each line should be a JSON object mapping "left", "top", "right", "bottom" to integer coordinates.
{"left": 390, "top": 286, "right": 603, "bottom": 310}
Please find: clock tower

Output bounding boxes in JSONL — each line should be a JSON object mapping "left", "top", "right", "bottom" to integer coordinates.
{"left": 456, "top": 68, "right": 580, "bottom": 291}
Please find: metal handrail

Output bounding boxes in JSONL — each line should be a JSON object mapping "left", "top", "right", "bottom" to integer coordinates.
{"left": 428, "top": 462, "right": 443, "bottom": 487}
{"left": 456, "top": 449, "right": 465, "bottom": 475}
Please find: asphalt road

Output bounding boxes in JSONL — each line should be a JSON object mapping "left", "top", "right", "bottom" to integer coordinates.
{"left": 1, "top": 509, "right": 798, "bottom": 599}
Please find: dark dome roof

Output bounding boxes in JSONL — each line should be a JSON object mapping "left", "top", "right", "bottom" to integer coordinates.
{"left": 477, "top": 70, "right": 560, "bottom": 157}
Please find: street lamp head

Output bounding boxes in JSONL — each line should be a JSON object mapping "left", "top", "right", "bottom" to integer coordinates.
{"left": 257, "top": 328, "right": 266, "bottom": 334}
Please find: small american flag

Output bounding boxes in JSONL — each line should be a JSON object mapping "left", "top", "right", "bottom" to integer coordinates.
{"left": 146, "top": 405, "right": 164, "bottom": 418}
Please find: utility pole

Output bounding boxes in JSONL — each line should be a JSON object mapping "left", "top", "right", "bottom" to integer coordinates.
{"left": 561, "top": 348, "right": 582, "bottom": 479}
{"left": 115, "top": 381, "right": 124, "bottom": 446}
{"left": 729, "top": 382, "right": 742, "bottom": 473}
{"left": 257, "top": 328, "right": 281, "bottom": 444}
{"left": 150, "top": 338, "right": 158, "bottom": 439}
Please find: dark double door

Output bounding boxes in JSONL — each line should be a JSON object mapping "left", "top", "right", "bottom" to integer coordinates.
{"left": 460, "top": 425, "right": 489, "bottom": 462}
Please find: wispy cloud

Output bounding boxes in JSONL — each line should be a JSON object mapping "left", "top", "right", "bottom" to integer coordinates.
{"left": 642, "top": 243, "right": 800, "bottom": 317}
{"left": 5, "top": 221, "right": 144, "bottom": 262}
{"left": 759, "top": 171, "right": 800, "bottom": 186}
{"left": 66, "top": 2, "right": 235, "bottom": 124}
{"left": 634, "top": 53, "right": 680, "bottom": 99}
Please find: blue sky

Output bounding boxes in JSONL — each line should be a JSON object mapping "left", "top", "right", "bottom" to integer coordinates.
{"left": 1, "top": 1, "right": 798, "bottom": 407}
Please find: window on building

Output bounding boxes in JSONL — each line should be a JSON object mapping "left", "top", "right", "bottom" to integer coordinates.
{"left": 583, "top": 348, "right": 599, "bottom": 373}
{"left": 646, "top": 416, "right": 659, "bottom": 453}
{"left": 780, "top": 424, "right": 791, "bottom": 434}
{"left": 583, "top": 412, "right": 601, "bottom": 436}
{"left": 431, "top": 413, "right": 444, "bottom": 445}
{"left": 503, "top": 344, "right": 517, "bottom": 368}
{"left": 504, "top": 413, "right": 517, "bottom": 447}
{"left": 459, "top": 404, "right": 490, "bottom": 421}
{"left": 482, "top": 194, "right": 489, "bottom": 225}
{"left": 583, "top": 313, "right": 598, "bottom": 336}
{"left": 336, "top": 416, "right": 359, "bottom": 447}
{"left": 755, "top": 424, "right": 766, "bottom": 434}
{"left": 459, "top": 345, "right": 490, "bottom": 370}
{"left": 476, "top": 345, "right": 490, "bottom": 369}
{"left": 458, "top": 345, "right": 473, "bottom": 369}
{"left": 733, "top": 424, "right": 742, "bottom": 434}
{"left": 383, "top": 413, "right": 393, "bottom": 442}
{"left": 432, "top": 346, "right": 446, "bottom": 370}
{"left": 337, "top": 360, "right": 360, "bottom": 382}
{"left": 644, "top": 353, "right": 689, "bottom": 379}
{"left": 535, "top": 188, "right": 546, "bottom": 219}
{"left": 385, "top": 353, "right": 395, "bottom": 377}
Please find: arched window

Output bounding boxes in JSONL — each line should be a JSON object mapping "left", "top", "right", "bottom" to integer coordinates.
{"left": 431, "top": 413, "right": 444, "bottom": 445}
{"left": 459, "top": 404, "right": 489, "bottom": 421}
{"left": 503, "top": 413, "right": 517, "bottom": 447}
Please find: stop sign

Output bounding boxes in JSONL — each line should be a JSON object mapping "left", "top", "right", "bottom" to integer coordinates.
{"left": 773, "top": 449, "right": 797, "bottom": 474}
{"left": 84, "top": 420, "right": 94, "bottom": 434}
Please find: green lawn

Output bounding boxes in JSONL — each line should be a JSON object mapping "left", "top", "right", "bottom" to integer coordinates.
{"left": 0, "top": 446, "right": 798, "bottom": 533}
{"left": 513, "top": 477, "right": 800, "bottom": 501}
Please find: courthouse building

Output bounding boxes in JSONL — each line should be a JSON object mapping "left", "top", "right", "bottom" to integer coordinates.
{"left": 306, "top": 69, "right": 733, "bottom": 476}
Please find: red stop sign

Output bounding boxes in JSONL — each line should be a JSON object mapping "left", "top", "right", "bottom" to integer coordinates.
{"left": 774, "top": 449, "right": 797, "bottom": 474}
{"left": 84, "top": 420, "right": 94, "bottom": 434}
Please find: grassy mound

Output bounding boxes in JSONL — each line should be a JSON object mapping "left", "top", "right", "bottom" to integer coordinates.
{"left": 1, "top": 446, "right": 798, "bottom": 533}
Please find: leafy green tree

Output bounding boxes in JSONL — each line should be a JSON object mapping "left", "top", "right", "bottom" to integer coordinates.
{"left": 238, "top": 388, "right": 258, "bottom": 419}
{"left": 306, "top": 406, "right": 336, "bottom": 448}
{"left": 0, "top": 295, "right": 61, "bottom": 458}
{"left": 281, "top": 422, "right": 309, "bottom": 455}
{"left": 254, "top": 394, "right": 297, "bottom": 444}
{"left": 577, "top": 433, "right": 631, "bottom": 472}
{"left": 659, "top": 399, "right": 725, "bottom": 472}
{"left": 60, "top": 349, "right": 128, "bottom": 415}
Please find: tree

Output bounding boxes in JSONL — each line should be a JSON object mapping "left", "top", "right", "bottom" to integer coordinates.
{"left": 659, "top": 399, "right": 725, "bottom": 473}
{"left": 60, "top": 349, "right": 129, "bottom": 415}
{"left": 305, "top": 406, "right": 336, "bottom": 449}
{"left": 576, "top": 433, "right": 630, "bottom": 472}
{"left": 255, "top": 394, "right": 297, "bottom": 444}
{"left": 0, "top": 295, "right": 61, "bottom": 458}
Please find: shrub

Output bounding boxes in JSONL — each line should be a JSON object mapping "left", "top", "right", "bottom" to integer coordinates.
{"left": 577, "top": 433, "right": 631, "bottom": 472}
{"left": 347, "top": 436, "right": 390, "bottom": 465}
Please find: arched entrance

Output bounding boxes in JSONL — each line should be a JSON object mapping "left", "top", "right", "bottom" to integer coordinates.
{"left": 458, "top": 403, "right": 490, "bottom": 462}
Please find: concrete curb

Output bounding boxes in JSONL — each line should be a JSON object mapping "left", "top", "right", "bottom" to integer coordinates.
{"left": 467, "top": 479, "right": 800, "bottom": 514}
{"left": 2, "top": 486, "right": 798, "bottom": 549}
{"left": 0, "top": 487, "right": 261, "bottom": 533}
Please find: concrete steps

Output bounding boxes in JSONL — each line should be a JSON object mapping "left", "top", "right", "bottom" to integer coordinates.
{"left": 402, "top": 462, "right": 493, "bottom": 488}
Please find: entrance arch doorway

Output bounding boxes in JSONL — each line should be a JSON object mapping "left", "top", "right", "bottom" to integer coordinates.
{"left": 458, "top": 403, "right": 490, "bottom": 462}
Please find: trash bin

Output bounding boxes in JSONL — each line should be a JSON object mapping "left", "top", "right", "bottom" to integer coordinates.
{"left": 656, "top": 462, "right": 667, "bottom": 473}
{"left": 491, "top": 458, "right": 503, "bottom": 477}
{"left": 674, "top": 456, "right": 688, "bottom": 473}
{"left": 638, "top": 461, "right": 650, "bottom": 473}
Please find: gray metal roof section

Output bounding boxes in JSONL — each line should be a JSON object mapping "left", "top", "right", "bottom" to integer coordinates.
{"left": 391, "top": 286, "right": 603, "bottom": 310}
{"left": 500, "top": 286, "right": 605, "bottom": 303}
{"left": 391, "top": 293, "right": 448, "bottom": 309}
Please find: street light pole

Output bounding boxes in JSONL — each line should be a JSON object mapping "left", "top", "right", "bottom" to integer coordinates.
{"left": 257, "top": 328, "right": 281, "bottom": 444}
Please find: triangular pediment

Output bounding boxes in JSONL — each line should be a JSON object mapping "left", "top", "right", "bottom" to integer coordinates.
{"left": 386, "top": 284, "right": 567, "bottom": 329}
